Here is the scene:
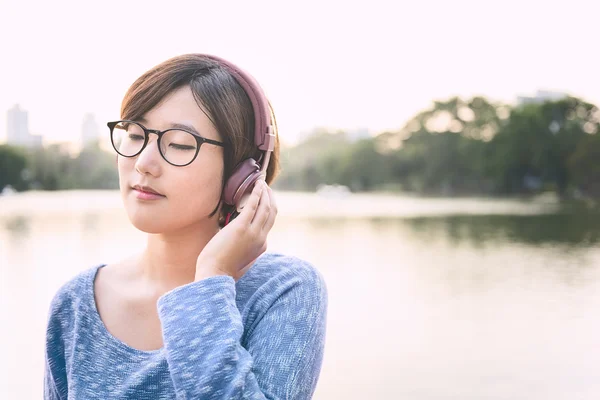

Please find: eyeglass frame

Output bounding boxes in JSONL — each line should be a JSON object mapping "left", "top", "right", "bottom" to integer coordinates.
{"left": 107, "top": 120, "right": 226, "bottom": 167}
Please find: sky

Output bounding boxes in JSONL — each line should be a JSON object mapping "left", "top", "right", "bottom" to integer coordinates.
{"left": 1, "top": 0, "right": 599, "bottom": 147}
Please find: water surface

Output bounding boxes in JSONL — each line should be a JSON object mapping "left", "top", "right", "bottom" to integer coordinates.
{"left": 1, "top": 191, "right": 598, "bottom": 399}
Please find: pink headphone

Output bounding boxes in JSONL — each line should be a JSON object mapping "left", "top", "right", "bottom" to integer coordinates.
{"left": 203, "top": 55, "right": 276, "bottom": 212}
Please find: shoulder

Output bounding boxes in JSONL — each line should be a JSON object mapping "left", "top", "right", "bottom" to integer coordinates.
{"left": 236, "top": 252, "right": 328, "bottom": 311}
{"left": 46, "top": 264, "right": 102, "bottom": 323}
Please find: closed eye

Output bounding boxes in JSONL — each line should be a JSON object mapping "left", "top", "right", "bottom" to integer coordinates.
{"left": 169, "top": 143, "right": 196, "bottom": 150}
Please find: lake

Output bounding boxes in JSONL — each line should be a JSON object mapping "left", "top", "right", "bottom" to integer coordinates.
{"left": 1, "top": 190, "right": 599, "bottom": 399}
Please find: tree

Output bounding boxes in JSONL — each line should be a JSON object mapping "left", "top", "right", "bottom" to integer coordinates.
{"left": 334, "top": 139, "right": 393, "bottom": 191}
{"left": 264, "top": 95, "right": 600, "bottom": 199}
{"left": 568, "top": 132, "right": 600, "bottom": 198}
{"left": 275, "top": 129, "right": 352, "bottom": 191}
{"left": 383, "top": 97, "right": 505, "bottom": 195}
{"left": 488, "top": 97, "right": 600, "bottom": 196}
{"left": 0, "top": 145, "right": 28, "bottom": 191}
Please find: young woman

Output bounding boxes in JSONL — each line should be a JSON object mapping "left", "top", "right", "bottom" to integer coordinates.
{"left": 44, "top": 54, "right": 328, "bottom": 399}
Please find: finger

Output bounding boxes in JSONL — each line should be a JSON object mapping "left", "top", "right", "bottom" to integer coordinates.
{"left": 262, "top": 185, "right": 277, "bottom": 232}
{"left": 251, "top": 180, "right": 270, "bottom": 227}
{"left": 238, "top": 180, "right": 263, "bottom": 225}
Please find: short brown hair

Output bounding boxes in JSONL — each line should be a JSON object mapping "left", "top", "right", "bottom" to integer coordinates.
{"left": 120, "top": 54, "right": 280, "bottom": 223}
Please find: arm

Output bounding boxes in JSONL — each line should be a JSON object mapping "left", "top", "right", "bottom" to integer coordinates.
{"left": 44, "top": 288, "right": 71, "bottom": 400}
{"left": 157, "top": 268, "right": 328, "bottom": 399}
{"left": 44, "top": 355, "right": 63, "bottom": 400}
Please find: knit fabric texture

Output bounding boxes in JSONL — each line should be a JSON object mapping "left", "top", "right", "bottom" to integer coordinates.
{"left": 44, "top": 252, "right": 328, "bottom": 399}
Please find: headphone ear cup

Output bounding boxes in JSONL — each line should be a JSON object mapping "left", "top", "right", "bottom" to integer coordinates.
{"left": 223, "top": 158, "right": 263, "bottom": 209}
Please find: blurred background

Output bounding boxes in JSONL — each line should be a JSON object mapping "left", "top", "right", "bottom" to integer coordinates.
{"left": 1, "top": 0, "right": 600, "bottom": 399}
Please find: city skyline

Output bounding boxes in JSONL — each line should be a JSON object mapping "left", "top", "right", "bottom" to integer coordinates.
{"left": 6, "top": 104, "right": 42, "bottom": 147}
{"left": 4, "top": 104, "right": 102, "bottom": 150}
{"left": 1, "top": 0, "right": 599, "bottom": 147}
{"left": 0, "top": 86, "right": 589, "bottom": 149}
{"left": 1, "top": 103, "right": 373, "bottom": 148}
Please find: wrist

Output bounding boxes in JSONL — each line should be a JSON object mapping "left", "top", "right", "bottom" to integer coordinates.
{"left": 194, "top": 263, "right": 229, "bottom": 282}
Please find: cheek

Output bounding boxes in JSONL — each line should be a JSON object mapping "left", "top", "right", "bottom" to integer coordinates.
{"left": 174, "top": 173, "right": 223, "bottom": 218}
{"left": 166, "top": 158, "right": 225, "bottom": 220}
{"left": 119, "top": 152, "right": 225, "bottom": 231}
{"left": 117, "top": 160, "right": 130, "bottom": 193}
{"left": 117, "top": 160, "right": 139, "bottom": 206}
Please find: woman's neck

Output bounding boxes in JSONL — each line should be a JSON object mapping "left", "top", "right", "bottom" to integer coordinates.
{"left": 136, "top": 222, "right": 220, "bottom": 293}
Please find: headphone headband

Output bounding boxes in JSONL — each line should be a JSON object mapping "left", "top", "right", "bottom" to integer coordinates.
{"left": 204, "top": 55, "right": 275, "bottom": 153}
{"left": 204, "top": 54, "right": 275, "bottom": 210}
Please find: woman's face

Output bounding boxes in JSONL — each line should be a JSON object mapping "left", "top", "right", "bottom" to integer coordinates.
{"left": 117, "top": 85, "right": 225, "bottom": 234}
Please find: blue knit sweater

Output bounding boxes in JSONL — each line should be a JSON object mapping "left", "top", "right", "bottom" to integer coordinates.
{"left": 44, "top": 253, "right": 328, "bottom": 399}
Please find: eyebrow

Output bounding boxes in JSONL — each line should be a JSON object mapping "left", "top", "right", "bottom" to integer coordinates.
{"left": 137, "top": 118, "right": 202, "bottom": 137}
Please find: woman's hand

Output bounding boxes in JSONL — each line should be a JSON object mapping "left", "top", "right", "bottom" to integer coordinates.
{"left": 195, "top": 180, "right": 277, "bottom": 282}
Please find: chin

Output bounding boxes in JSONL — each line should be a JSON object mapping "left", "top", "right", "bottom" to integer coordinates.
{"left": 127, "top": 213, "right": 172, "bottom": 234}
{"left": 125, "top": 205, "right": 211, "bottom": 234}
{"left": 123, "top": 199, "right": 172, "bottom": 234}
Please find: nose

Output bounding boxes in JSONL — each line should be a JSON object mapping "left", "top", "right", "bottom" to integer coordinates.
{"left": 134, "top": 135, "right": 163, "bottom": 175}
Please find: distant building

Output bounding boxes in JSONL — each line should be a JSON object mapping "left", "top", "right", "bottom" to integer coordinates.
{"left": 517, "top": 90, "right": 568, "bottom": 106}
{"left": 81, "top": 113, "right": 100, "bottom": 146}
{"left": 6, "top": 104, "right": 42, "bottom": 147}
{"left": 7, "top": 104, "right": 28, "bottom": 145}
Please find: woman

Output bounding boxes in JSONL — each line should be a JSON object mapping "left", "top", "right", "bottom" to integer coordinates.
{"left": 44, "top": 54, "right": 328, "bottom": 399}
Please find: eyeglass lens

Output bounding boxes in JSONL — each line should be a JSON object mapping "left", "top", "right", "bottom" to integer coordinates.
{"left": 111, "top": 122, "right": 199, "bottom": 166}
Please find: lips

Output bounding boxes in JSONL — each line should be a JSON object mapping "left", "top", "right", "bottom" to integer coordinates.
{"left": 132, "top": 184, "right": 165, "bottom": 196}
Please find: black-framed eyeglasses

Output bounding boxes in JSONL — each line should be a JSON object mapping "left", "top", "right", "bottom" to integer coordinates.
{"left": 107, "top": 120, "right": 225, "bottom": 167}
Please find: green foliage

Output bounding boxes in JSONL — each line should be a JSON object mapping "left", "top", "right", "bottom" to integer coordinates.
{"left": 277, "top": 95, "right": 600, "bottom": 199}
{"left": 275, "top": 129, "right": 352, "bottom": 190}
{"left": 2, "top": 95, "right": 599, "bottom": 200}
{"left": 0, "top": 141, "right": 118, "bottom": 192}
{"left": 568, "top": 132, "right": 600, "bottom": 197}
{"left": 487, "top": 97, "right": 599, "bottom": 196}
{"left": 0, "top": 145, "right": 28, "bottom": 191}
{"left": 332, "top": 139, "right": 393, "bottom": 191}
{"left": 67, "top": 142, "right": 119, "bottom": 189}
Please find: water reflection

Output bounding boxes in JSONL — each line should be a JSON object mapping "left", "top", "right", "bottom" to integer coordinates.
{"left": 402, "top": 211, "right": 600, "bottom": 247}
{"left": 4, "top": 215, "right": 31, "bottom": 236}
{"left": 2, "top": 216, "right": 32, "bottom": 263}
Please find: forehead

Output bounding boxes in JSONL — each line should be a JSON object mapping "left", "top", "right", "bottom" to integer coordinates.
{"left": 141, "top": 85, "right": 220, "bottom": 140}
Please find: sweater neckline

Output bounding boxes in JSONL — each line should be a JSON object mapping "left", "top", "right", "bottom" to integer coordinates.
{"left": 87, "top": 264, "right": 165, "bottom": 357}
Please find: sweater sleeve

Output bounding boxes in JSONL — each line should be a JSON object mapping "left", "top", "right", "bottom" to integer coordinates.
{"left": 44, "top": 283, "right": 73, "bottom": 400}
{"left": 44, "top": 354, "right": 63, "bottom": 400}
{"left": 156, "top": 269, "right": 328, "bottom": 400}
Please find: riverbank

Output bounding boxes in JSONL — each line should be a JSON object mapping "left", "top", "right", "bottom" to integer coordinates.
{"left": 0, "top": 189, "right": 569, "bottom": 220}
